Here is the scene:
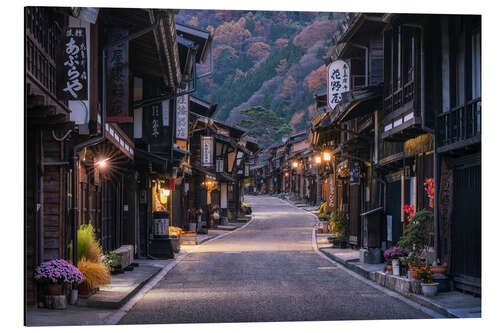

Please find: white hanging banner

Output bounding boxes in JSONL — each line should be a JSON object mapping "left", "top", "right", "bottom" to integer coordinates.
{"left": 201, "top": 136, "right": 214, "bottom": 167}
{"left": 327, "top": 59, "right": 350, "bottom": 110}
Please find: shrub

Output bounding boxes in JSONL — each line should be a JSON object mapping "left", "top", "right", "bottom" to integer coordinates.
{"left": 78, "top": 258, "right": 111, "bottom": 289}
{"left": 70, "top": 224, "right": 103, "bottom": 264}
{"left": 397, "top": 209, "right": 434, "bottom": 252}
{"left": 329, "top": 211, "right": 347, "bottom": 235}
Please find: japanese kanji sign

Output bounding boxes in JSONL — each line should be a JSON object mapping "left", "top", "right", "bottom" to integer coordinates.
{"left": 176, "top": 94, "right": 189, "bottom": 140}
{"left": 327, "top": 60, "right": 350, "bottom": 110}
{"left": 201, "top": 136, "right": 214, "bottom": 167}
{"left": 57, "top": 27, "right": 88, "bottom": 100}
{"left": 144, "top": 103, "right": 162, "bottom": 143}
{"left": 106, "top": 28, "right": 131, "bottom": 123}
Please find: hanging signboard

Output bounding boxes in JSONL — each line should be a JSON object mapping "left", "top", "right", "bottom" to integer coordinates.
{"left": 327, "top": 60, "right": 350, "bottom": 110}
{"left": 162, "top": 100, "right": 170, "bottom": 127}
{"left": 349, "top": 161, "right": 360, "bottom": 184}
{"left": 143, "top": 103, "right": 162, "bottom": 143}
{"left": 201, "top": 136, "right": 214, "bottom": 167}
{"left": 106, "top": 28, "right": 131, "bottom": 123}
{"left": 57, "top": 27, "right": 88, "bottom": 101}
{"left": 176, "top": 94, "right": 189, "bottom": 140}
{"left": 244, "top": 163, "right": 250, "bottom": 177}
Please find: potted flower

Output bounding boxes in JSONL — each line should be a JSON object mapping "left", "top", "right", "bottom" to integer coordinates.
{"left": 102, "top": 251, "right": 122, "bottom": 274}
{"left": 383, "top": 247, "right": 409, "bottom": 276}
{"left": 34, "top": 259, "right": 83, "bottom": 305}
{"left": 415, "top": 265, "right": 439, "bottom": 296}
{"left": 406, "top": 254, "right": 423, "bottom": 280}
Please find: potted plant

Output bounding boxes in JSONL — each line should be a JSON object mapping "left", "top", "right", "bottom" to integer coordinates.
{"left": 383, "top": 247, "right": 409, "bottom": 276}
{"left": 398, "top": 209, "right": 434, "bottom": 255}
{"left": 34, "top": 259, "right": 83, "bottom": 306}
{"left": 102, "top": 251, "right": 122, "bottom": 274}
{"left": 415, "top": 265, "right": 439, "bottom": 296}
{"left": 384, "top": 261, "right": 393, "bottom": 275}
{"left": 329, "top": 210, "right": 348, "bottom": 247}
{"left": 77, "top": 258, "right": 111, "bottom": 297}
{"left": 70, "top": 224, "right": 111, "bottom": 297}
{"left": 406, "top": 254, "right": 423, "bottom": 279}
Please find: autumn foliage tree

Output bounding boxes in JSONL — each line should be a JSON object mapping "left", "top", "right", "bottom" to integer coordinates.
{"left": 214, "top": 18, "right": 251, "bottom": 50}
{"left": 293, "top": 20, "right": 337, "bottom": 49}
{"left": 274, "top": 38, "right": 289, "bottom": 48}
{"left": 307, "top": 64, "right": 327, "bottom": 92}
{"left": 246, "top": 42, "right": 271, "bottom": 61}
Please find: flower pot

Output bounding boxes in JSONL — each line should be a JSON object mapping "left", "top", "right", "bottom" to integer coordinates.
{"left": 48, "top": 283, "right": 64, "bottom": 296}
{"left": 78, "top": 282, "right": 92, "bottom": 297}
{"left": 430, "top": 265, "right": 447, "bottom": 275}
{"left": 392, "top": 259, "right": 400, "bottom": 276}
{"left": 408, "top": 268, "right": 418, "bottom": 280}
{"left": 69, "top": 288, "right": 78, "bottom": 305}
{"left": 421, "top": 282, "right": 439, "bottom": 296}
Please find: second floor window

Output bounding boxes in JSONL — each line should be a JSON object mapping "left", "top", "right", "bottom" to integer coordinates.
{"left": 384, "top": 25, "right": 421, "bottom": 97}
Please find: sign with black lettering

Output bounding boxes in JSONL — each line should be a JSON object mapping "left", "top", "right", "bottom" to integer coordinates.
{"left": 327, "top": 60, "right": 350, "bottom": 110}
{"left": 106, "top": 28, "right": 131, "bottom": 123}
{"left": 176, "top": 94, "right": 188, "bottom": 139}
{"left": 57, "top": 27, "right": 88, "bottom": 101}
{"left": 201, "top": 136, "right": 214, "bottom": 167}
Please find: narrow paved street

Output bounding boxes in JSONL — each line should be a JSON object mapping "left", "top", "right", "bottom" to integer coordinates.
{"left": 120, "top": 195, "right": 430, "bottom": 324}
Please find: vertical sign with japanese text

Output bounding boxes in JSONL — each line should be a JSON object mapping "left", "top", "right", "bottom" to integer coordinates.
{"left": 144, "top": 103, "right": 162, "bottom": 143}
{"left": 201, "top": 136, "right": 214, "bottom": 167}
{"left": 106, "top": 28, "right": 131, "bottom": 123}
{"left": 176, "top": 94, "right": 189, "bottom": 140}
{"left": 327, "top": 60, "right": 350, "bottom": 110}
{"left": 57, "top": 27, "right": 88, "bottom": 101}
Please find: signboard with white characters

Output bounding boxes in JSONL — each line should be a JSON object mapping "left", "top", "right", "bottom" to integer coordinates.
{"left": 176, "top": 94, "right": 189, "bottom": 140}
{"left": 58, "top": 27, "right": 88, "bottom": 101}
{"left": 327, "top": 60, "right": 350, "bottom": 110}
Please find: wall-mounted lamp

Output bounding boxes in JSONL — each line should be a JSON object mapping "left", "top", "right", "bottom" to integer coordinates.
{"left": 322, "top": 152, "right": 331, "bottom": 162}
{"left": 314, "top": 155, "right": 322, "bottom": 164}
{"left": 292, "top": 161, "right": 299, "bottom": 168}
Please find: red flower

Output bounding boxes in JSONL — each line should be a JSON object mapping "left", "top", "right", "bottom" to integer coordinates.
{"left": 403, "top": 204, "right": 415, "bottom": 222}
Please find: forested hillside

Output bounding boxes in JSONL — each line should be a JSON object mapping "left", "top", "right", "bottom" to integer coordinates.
{"left": 175, "top": 10, "right": 343, "bottom": 147}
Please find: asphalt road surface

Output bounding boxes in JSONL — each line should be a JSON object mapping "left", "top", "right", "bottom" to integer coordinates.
{"left": 119, "top": 195, "right": 430, "bottom": 324}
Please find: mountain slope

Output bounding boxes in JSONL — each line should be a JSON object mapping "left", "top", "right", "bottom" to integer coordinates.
{"left": 176, "top": 10, "right": 343, "bottom": 147}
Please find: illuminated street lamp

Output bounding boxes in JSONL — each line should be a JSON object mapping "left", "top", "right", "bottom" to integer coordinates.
{"left": 96, "top": 157, "right": 110, "bottom": 168}
{"left": 314, "top": 155, "right": 322, "bottom": 164}
{"left": 322, "top": 151, "right": 331, "bottom": 162}
{"left": 292, "top": 161, "right": 299, "bottom": 168}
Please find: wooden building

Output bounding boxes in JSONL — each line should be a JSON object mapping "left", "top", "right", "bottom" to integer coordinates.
{"left": 435, "top": 15, "right": 481, "bottom": 294}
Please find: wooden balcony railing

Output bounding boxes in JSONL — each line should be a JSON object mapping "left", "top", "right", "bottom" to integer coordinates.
{"left": 383, "top": 80, "right": 416, "bottom": 118}
{"left": 379, "top": 140, "right": 404, "bottom": 163}
{"left": 437, "top": 98, "right": 481, "bottom": 148}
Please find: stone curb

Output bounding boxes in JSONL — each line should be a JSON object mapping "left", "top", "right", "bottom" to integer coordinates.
{"left": 280, "top": 196, "right": 446, "bottom": 319}
{"left": 78, "top": 265, "right": 162, "bottom": 309}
